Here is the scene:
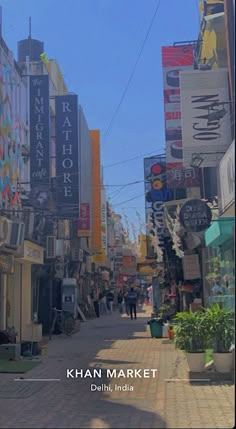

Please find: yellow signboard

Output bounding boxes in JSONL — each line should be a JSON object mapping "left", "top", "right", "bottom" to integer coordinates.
{"left": 92, "top": 251, "right": 106, "bottom": 265}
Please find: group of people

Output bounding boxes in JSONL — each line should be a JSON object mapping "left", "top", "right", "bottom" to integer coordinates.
{"left": 96, "top": 287, "right": 138, "bottom": 320}
{"left": 98, "top": 290, "right": 115, "bottom": 315}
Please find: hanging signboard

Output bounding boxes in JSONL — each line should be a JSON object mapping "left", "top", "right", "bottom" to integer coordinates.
{"left": 183, "top": 254, "right": 201, "bottom": 280}
{"left": 77, "top": 203, "right": 90, "bottom": 237}
{"left": 30, "top": 75, "right": 50, "bottom": 187}
{"left": 179, "top": 199, "right": 212, "bottom": 232}
{"left": 55, "top": 94, "right": 79, "bottom": 218}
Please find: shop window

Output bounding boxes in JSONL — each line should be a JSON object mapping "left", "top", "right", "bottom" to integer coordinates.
{"left": 205, "top": 246, "right": 235, "bottom": 311}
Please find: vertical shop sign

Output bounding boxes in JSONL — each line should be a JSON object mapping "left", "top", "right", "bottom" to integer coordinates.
{"left": 55, "top": 95, "right": 79, "bottom": 217}
{"left": 30, "top": 75, "right": 50, "bottom": 186}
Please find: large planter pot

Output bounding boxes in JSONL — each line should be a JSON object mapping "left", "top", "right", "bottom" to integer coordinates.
{"left": 185, "top": 352, "right": 205, "bottom": 372}
{"left": 213, "top": 352, "right": 233, "bottom": 373}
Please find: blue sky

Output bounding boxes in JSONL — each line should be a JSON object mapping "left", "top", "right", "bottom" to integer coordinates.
{"left": 1, "top": 0, "right": 200, "bottom": 238}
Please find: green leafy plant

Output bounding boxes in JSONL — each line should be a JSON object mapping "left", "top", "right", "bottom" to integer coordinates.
{"left": 159, "top": 303, "right": 172, "bottom": 318}
{"left": 174, "top": 311, "right": 209, "bottom": 353}
{"left": 205, "top": 255, "right": 222, "bottom": 284}
{"left": 206, "top": 304, "right": 234, "bottom": 353}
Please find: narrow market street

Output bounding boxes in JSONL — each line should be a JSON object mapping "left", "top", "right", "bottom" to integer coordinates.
{"left": 0, "top": 306, "right": 234, "bottom": 429}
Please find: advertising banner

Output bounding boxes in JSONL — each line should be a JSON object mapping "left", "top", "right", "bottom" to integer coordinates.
{"left": 101, "top": 189, "right": 107, "bottom": 253}
{"left": 30, "top": 75, "right": 50, "bottom": 187}
{"left": 183, "top": 254, "right": 201, "bottom": 280}
{"left": 162, "top": 45, "right": 194, "bottom": 164}
{"left": 218, "top": 141, "right": 235, "bottom": 214}
{"left": 166, "top": 163, "right": 200, "bottom": 188}
{"left": 144, "top": 157, "right": 169, "bottom": 256}
{"left": 77, "top": 203, "right": 90, "bottom": 237}
{"left": 55, "top": 94, "right": 79, "bottom": 217}
{"left": 180, "top": 68, "right": 231, "bottom": 167}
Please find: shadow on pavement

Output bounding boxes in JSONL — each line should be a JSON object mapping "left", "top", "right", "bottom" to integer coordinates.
{"left": 0, "top": 310, "right": 166, "bottom": 428}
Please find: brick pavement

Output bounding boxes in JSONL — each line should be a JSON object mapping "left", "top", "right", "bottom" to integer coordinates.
{"left": 0, "top": 305, "right": 234, "bottom": 429}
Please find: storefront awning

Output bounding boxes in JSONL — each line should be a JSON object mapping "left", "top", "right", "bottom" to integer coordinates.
{"left": 205, "top": 217, "right": 234, "bottom": 247}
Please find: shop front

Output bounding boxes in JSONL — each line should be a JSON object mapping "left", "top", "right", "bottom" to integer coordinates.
{"left": 12, "top": 240, "right": 44, "bottom": 343}
{"left": 205, "top": 217, "right": 235, "bottom": 310}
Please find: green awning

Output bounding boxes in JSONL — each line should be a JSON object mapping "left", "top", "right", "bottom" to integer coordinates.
{"left": 205, "top": 217, "right": 235, "bottom": 247}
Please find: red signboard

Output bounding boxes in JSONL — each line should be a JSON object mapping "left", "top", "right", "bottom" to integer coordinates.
{"left": 77, "top": 203, "right": 90, "bottom": 237}
{"left": 162, "top": 45, "right": 194, "bottom": 67}
{"left": 166, "top": 163, "right": 200, "bottom": 188}
{"left": 162, "top": 45, "right": 194, "bottom": 165}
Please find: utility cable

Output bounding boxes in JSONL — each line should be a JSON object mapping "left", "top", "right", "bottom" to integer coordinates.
{"left": 103, "top": 0, "right": 161, "bottom": 142}
{"left": 103, "top": 149, "right": 164, "bottom": 168}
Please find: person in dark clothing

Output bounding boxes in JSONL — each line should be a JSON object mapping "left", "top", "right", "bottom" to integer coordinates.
{"left": 127, "top": 287, "right": 137, "bottom": 320}
{"left": 124, "top": 292, "right": 130, "bottom": 316}
{"left": 117, "top": 291, "right": 123, "bottom": 314}
{"left": 106, "top": 290, "right": 114, "bottom": 314}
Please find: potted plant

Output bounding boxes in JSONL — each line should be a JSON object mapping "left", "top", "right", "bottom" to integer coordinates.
{"left": 174, "top": 311, "right": 209, "bottom": 372}
{"left": 206, "top": 304, "right": 234, "bottom": 373}
{"left": 159, "top": 303, "right": 172, "bottom": 321}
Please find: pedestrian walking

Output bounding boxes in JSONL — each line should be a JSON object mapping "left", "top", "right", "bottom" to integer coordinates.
{"left": 124, "top": 291, "right": 130, "bottom": 316}
{"left": 117, "top": 291, "right": 123, "bottom": 314}
{"left": 99, "top": 292, "right": 107, "bottom": 315}
{"left": 106, "top": 290, "right": 114, "bottom": 314}
{"left": 127, "top": 287, "right": 137, "bottom": 320}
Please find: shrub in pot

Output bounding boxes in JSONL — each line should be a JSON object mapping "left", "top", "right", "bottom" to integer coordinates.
{"left": 174, "top": 310, "right": 209, "bottom": 372}
{"left": 206, "top": 304, "right": 234, "bottom": 373}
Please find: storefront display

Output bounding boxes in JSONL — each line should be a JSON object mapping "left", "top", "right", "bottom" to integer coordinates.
{"left": 205, "top": 217, "right": 234, "bottom": 310}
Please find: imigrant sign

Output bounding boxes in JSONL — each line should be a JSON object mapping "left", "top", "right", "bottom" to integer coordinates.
{"left": 30, "top": 75, "right": 50, "bottom": 186}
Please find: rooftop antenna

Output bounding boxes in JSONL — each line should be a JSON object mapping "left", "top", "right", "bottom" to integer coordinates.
{"left": 28, "top": 16, "right": 32, "bottom": 61}
{"left": 29, "top": 16, "right": 32, "bottom": 38}
{"left": 0, "top": 5, "right": 2, "bottom": 40}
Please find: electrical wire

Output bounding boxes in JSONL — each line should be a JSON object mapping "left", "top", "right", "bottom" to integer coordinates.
{"left": 103, "top": 149, "right": 164, "bottom": 168}
{"left": 103, "top": 0, "right": 161, "bottom": 142}
{"left": 112, "top": 192, "right": 146, "bottom": 207}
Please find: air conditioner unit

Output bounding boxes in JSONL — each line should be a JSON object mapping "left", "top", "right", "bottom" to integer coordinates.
{"left": 71, "top": 246, "right": 83, "bottom": 262}
{"left": 57, "top": 220, "right": 66, "bottom": 239}
{"left": 0, "top": 218, "right": 25, "bottom": 249}
{"left": 56, "top": 239, "right": 65, "bottom": 257}
{"left": 46, "top": 236, "right": 56, "bottom": 259}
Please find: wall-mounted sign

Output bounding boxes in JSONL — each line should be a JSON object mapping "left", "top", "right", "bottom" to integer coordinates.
{"left": 0, "top": 255, "right": 14, "bottom": 274}
{"left": 166, "top": 163, "right": 200, "bottom": 188}
{"left": 30, "top": 75, "right": 50, "bottom": 187}
{"left": 101, "top": 189, "right": 107, "bottom": 252}
{"left": 179, "top": 199, "right": 212, "bottom": 232}
{"left": 162, "top": 45, "right": 193, "bottom": 164}
{"left": 92, "top": 251, "right": 106, "bottom": 265}
{"left": 183, "top": 254, "right": 201, "bottom": 280}
{"left": 77, "top": 203, "right": 90, "bottom": 237}
{"left": 218, "top": 141, "right": 235, "bottom": 214}
{"left": 144, "top": 157, "right": 167, "bottom": 256}
{"left": 55, "top": 94, "right": 79, "bottom": 218}
{"left": 180, "top": 69, "right": 231, "bottom": 167}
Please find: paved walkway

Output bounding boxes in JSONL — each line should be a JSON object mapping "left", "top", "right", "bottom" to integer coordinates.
{"left": 0, "top": 306, "right": 234, "bottom": 428}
